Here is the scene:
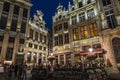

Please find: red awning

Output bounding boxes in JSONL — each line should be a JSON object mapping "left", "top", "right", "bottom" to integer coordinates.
{"left": 80, "top": 49, "right": 104, "bottom": 55}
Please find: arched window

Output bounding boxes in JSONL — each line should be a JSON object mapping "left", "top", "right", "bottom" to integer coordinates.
{"left": 112, "top": 38, "right": 120, "bottom": 63}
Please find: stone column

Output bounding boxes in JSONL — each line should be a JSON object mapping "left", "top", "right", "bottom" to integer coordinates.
{"left": 31, "top": 52, "right": 34, "bottom": 63}
{"left": 0, "top": 33, "right": 9, "bottom": 62}
{"left": 24, "top": 50, "right": 28, "bottom": 63}
{"left": 58, "top": 54, "right": 60, "bottom": 64}
{"left": 64, "top": 54, "right": 66, "bottom": 65}
{"left": 36, "top": 52, "right": 39, "bottom": 64}
{"left": 103, "top": 37, "right": 119, "bottom": 73}
{"left": 71, "top": 53, "right": 75, "bottom": 65}
{"left": 12, "top": 33, "right": 20, "bottom": 63}
{"left": 17, "top": 8, "right": 23, "bottom": 30}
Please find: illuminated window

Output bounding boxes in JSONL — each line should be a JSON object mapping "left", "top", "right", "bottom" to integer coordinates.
{"left": 80, "top": 26, "right": 88, "bottom": 39}
{"left": 89, "top": 23, "right": 99, "bottom": 37}
{"left": 73, "top": 28, "right": 79, "bottom": 41}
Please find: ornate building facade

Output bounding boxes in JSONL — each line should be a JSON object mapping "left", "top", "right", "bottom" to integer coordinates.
{"left": 0, "top": 0, "right": 32, "bottom": 64}
{"left": 25, "top": 10, "right": 48, "bottom": 65}
{"left": 52, "top": 0, "right": 120, "bottom": 73}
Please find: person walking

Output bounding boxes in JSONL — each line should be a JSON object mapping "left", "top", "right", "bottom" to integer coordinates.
{"left": 22, "top": 65, "right": 27, "bottom": 80}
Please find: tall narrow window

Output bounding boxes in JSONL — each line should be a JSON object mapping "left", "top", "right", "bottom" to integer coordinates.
{"left": 0, "top": 16, "right": 7, "bottom": 29}
{"left": 11, "top": 19, "right": 17, "bottom": 31}
{"left": 79, "top": 12, "right": 85, "bottom": 22}
{"left": 6, "top": 48, "right": 13, "bottom": 60}
{"left": 40, "top": 34, "right": 43, "bottom": 42}
{"left": 87, "top": 9, "right": 95, "bottom": 19}
{"left": 13, "top": 5, "right": 20, "bottom": 15}
{"left": 58, "top": 24, "right": 62, "bottom": 31}
{"left": 23, "top": 8, "right": 28, "bottom": 18}
{"left": 64, "top": 33, "right": 69, "bottom": 44}
{"left": 73, "top": 28, "right": 79, "bottom": 41}
{"left": 102, "top": 0, "right": 111, "bottom": 6}
{"left": 59, "top": 35, "right": 63, "bottom": 45}
{"left": 89, "top": 23, "right": 99, "bottom": 37}
{"left": 35, "top": 32, "right": 38, "bottom": 41}
{"left": 27, "top": 51, "right": 32, "bottom": 63}
{"left": 30, "top": 29, "right": 33, "bottom": 39}
{"left": 64, "top": 22, "right": 68, "bottom": 30}
{"left": 3, "top": 2, "right": 10, "bottom": 12}
{"left": 21, "top": 21, "right": 26, "bottom": 33}
{"left": 80, "top": 26, "right": 88, "bottom": 39}
{"left": 71, "top": 15, "right": 77, "bottom": 25}
{"left": 55, "top": 36, "right": 58, "bottom": 46}
{"left": 105, "top": 9, "right": 117, "bottom": 28}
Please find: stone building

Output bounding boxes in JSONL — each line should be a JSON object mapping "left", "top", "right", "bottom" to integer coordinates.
{"left": 52, "top": 3, "right": 71, "bottom": 65}
{"left": 25, "top": 10, "right": 48, "bottom": 65}
{"left": 52, "top": 0, "right": 120, "bottom": 74}
{"left": 0, "top": 0, "right": 32, "bottom": 64}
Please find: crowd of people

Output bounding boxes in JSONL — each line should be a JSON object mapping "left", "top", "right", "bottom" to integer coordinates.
{"left": 3, "top": 63, "right": 28, "bottom": 80}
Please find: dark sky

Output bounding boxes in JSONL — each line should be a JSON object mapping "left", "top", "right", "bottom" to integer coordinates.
{"left": 30, "top": 0, "right": 72, "bottom": 29}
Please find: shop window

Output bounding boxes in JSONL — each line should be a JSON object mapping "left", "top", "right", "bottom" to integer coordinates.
{"left": 73, "top": 28, "right": 79, "bottom": 41}
{"left": 80, "top": 26, "right": 88, "bottom": 39}
{"left": 112, "top": 38, "right": 120, "bottom": 63}
{"left": 89, "top": 23, "right": 99, "bottom": 37}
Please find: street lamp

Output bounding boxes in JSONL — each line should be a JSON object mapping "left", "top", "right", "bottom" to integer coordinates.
{"left": 89, "top": 48, "right": 93, "bottom": 53}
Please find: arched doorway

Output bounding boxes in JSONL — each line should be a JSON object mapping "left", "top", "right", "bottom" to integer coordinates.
{"left": 112, "top": 37, "right": 120, "bottom": 63}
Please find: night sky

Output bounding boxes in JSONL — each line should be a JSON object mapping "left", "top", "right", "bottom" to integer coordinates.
{"left": 30, "top": 0, "right": 73, "bottom": 29}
